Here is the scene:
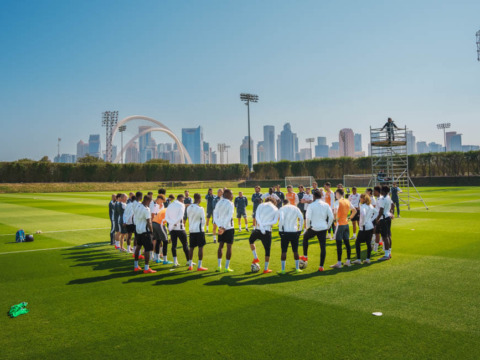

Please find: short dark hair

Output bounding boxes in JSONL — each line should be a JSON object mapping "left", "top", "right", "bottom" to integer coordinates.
{"left": 352, "top": 186, "right": 357, "bottom": 190}
{"left": 143, "top": 194, "right": 152, "bottom": 203}
{"left": 223, "top": 189, "right": 233, "bottom": 199}
{"left": 158, "top": 188, "right": 166, "bottom": 195}
{"left": 194, "top": 193, "right": 201, "bottom": 203}
{"left": 147, "top": 191, "right": 153, "bottom": 196}
{"left": 374, "top": 185, "right": 381, "bottom": 193}
{"left": 177, "top": 194, "right": 185, "bottom": 200}
{"left": 136, "top": 191, "right": 143, "bottom": 200}
{"left": 336, "top": 188, "right": 344, "bottom": 196}
{"left": 286, "top": 185, "right": 292, "bottom": 189}
{"left": 324, "top": 182, "right": 331, "bottom": 187}
{"left": 366, "top": 188, "right": 373, "bottom": 194}
{"left": 283, "top": 199, "right": 289, "bottom": 205}
{"left": 157, "top": 194, "right": 166, "bottom": 201}
{"left": 168, "top": 194, "right": 175, "bottom": 200}
{"left": 381, "top": 185, "right": 390, "bottom": 195}
{"left": 313, "top": 189, "right": 322, "bottom": 199}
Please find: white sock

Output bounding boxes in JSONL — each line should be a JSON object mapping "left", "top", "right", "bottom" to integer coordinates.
{"left": 374, "top": 244, "right": 378, "bottom": 252}
{"left": 281, "top": 260, "right": 286, "bottom": 271}
{"left": 198, "top": 260, "right": 203, "bottom": 268}
{"left": 218, "top": 258, "right": 222, "bottom": 268}
{"left": 264, "top": 262, "right": 269, "bottom": 271}
{"left": 346, "top": 259, "right": 351, "bottom": 265}
{"left": 134, "top": 260, "right": 139, "bottom": 268}
{"left": 163, "top": 255, "right": 168, "bottom": 262}
{"left": 128, "top": 245, "right": 131, "bottom": 251}
{"left": 295, "top": 260, "right": 300, "bottom": 270}
{"left": 337, "top": 261, "right": 342, "bottom": 265}
{"left": 145, "top": 264, "right": 149, "bottom": 270}
{"left": 225, "top": 259, "right": 230, "bottom": 269}
{"left": 239, "top": 226, "right": 242, "bottom": 231}
{"left": 188, "top": 260, "right": 192, "bottom": 267}
{"left": 173, "top": 256, "right": 178, "bottom": 264}
{"left": 213, "top": 235, "right": 216, "bottom": 240}
{"left": 252, "top": 250, "right": 258, "bottom": 259}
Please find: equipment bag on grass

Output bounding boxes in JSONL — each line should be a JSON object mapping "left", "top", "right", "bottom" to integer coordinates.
{"left": 15, "top": 229, "right": 25, "bottom": 243}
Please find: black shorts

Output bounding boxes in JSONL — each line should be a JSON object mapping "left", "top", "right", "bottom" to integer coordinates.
{"left": 351, "top": 210, "right": 360, "bottom": 222}
{"left": 120, "top": 223, "right": 128, "bottom": 234}
{"left": 189, "top": 232, "right": 206, "bottom": 248}
{"left": 218, "top": 228, "right": 235, "bottom": 244}
{"left": 378, "top": 218, "right": 392, "bottom": 237}
{"left": 335, "top": 224, "right": 350, "bottom": 242}
{"left": 252, "top": 209, "right": 258, "bottom": 219}
{"left": 279, "top": 231, "right": 301, "bottom": 253}
{"left": 152, "top": 222, "right": 168, "bottom": 242}
{"left": 236, "top": 209, "right": 247, "bottom": 218}
{"left": 126, "top": 224, "right": 135, "bottom": 234}
{"left": 248, "top": 230, "right": 272, "bottom": 257}
{"left": 136, "top": 232, "right": 153, "bottom": 252}
{"left": 207, "top": 210, "right": 213, "bottom": 219}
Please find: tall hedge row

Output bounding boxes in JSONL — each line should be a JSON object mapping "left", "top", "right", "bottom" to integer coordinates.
{"left": 252, "top": 151, "right": 480, "bottom": 179}
{"left": 0, "top": 162, "right": 249, "bottom": 183}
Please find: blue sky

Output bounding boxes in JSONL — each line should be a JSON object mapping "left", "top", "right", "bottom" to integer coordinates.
{"left": 1, "top": 0, "right": 479, "bottom": 162}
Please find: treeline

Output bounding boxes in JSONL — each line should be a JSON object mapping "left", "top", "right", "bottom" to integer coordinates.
{"left": 0, "top": 162, "right": 249, "bottom": 183}
{"left": 1, "top": 151, "right": 478, "bottom": 183}
{"left": 252, "top": 151, "right": 480, "bottom": 179}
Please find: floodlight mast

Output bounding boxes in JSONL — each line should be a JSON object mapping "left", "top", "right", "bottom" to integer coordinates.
{"left": 102, "top": 111, "right": 119, "bottom": 162}
{"left": 476, "top": 30, "right": 480, "bottom": 61}
{"left": 436, "top": 123, "right": 451, "bottom": 152}
{"left": 118, "top": 125, "right": 127, "bottom": 164}
{"left": 306, "top": 138, "right": 315, "bottom": 159}
{"left": 240, "top": 93, "right": 259, "bottom": 172}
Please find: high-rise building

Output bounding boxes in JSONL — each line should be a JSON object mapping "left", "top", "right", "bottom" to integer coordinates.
{"left": 445, "top": 131, "right": 457, "bottom": 152}
{"left": 257, "top": 141, "right": 266, "bottom": 163}
{"left": 462, "top": 145, "right": 480, "bottom": 152}
{"left": 125, "top": 142, "right": 139, "bottom": 163}
{"left": 329, "top": 141, "right": 340, "bottom": 158}
{"left": 278, "top": 123, "right": 297, "bottom": 161}
{"left": 54, "top": 154, "right": 76, "bottom": 163}
{"left": 263, "top": 125, "right": 275, "bottom": 162}
{"left": 315, "top": 137, "right": 329, "bottom": 158}
{"left": 76, "top": 140, "right": 89, "bottom": 159}
{"left": 138, "top": 126, "right": 157, "bottom": 163}
{"left": 428, "top": 142, "right": 443, "bottom": 153}
{"left": 298, "top": 148, "right": 312, "bottom": 161}
{"left": 240, "top": 136, "right": 254, "bottom": 165}
{"left": 354, "top": 133, "right": 362, "bottom": 152}
{"left": 416, "top": 141, "right": 428, "bottom": 154}
{"left": 450, "top": 134, "right": 462, "bottom": 152}
{"left": 339, "top": 128, "right": 355, "bottom": 157}
{"left": 88, "top": 134, "right": 101, "bottom": 158}
{"left": 203, "top": 141, "right": 212, "bottom": 164}
{"left": 406, "top": 130, "right": 416, "bottom": 154}
{"left": 211, "top": 151, "right": 217, "bottom": 164}
{"left": 182, "top": 126, "right": 204, "bottom": 164}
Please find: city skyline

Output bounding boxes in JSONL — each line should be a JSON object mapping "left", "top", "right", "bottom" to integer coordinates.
{"left": 2, "top": 1, "right": 480, "bottom": 162}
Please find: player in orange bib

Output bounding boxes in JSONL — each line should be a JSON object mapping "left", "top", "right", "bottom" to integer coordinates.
{"left": 285, "top": 185, "right": 299, "bottom": 206}
{"left": 330, "top": 188, "right": 357, "bottom": 269}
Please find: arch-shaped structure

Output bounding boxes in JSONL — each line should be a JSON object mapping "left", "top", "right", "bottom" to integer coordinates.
{"left": 112, "top": 115, "right": 192, "bottom": 164}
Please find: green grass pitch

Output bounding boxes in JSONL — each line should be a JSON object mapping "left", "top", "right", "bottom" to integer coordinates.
{"left": 0, "top": 186, "right": 479, "bottom": 359}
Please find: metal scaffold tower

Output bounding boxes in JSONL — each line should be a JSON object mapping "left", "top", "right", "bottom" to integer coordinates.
{"left": 369, "top": 126, "right": 428, "bottom": 210}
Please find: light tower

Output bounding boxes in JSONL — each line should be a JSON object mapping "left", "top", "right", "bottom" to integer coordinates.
{"left": 57, "top": 138, "right": 61, "bottom": 161}
{"left": 306, "top": 138, "right": 315, "bottom": 159}
{"left": 240, "top": 93, "right": 259, "bottom": 171}
{"left": 476, "top": 29, "right": 480, "bottom": 61}
{"left": 102, "top": 111, "right": 119, "bottom": 162}
{"left": 436, "top": 123, "right": 451, "bottom": 152}
{"left": 118, "top": 125, "right": 127, "bottom": 164}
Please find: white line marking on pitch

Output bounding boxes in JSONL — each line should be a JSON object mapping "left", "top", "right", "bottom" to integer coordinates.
{"left": 0, "top": 243, "right": 108, "bottom": 255}
{"left": 0, "top": 227, "right": 109, "bottom": 236}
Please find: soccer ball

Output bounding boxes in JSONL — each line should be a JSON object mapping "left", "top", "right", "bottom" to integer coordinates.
{"left": 299, "top": 260, "right": 307, "bottom": 270}
{"left": 251, "top": 263, "right": 261, "bottom": 273}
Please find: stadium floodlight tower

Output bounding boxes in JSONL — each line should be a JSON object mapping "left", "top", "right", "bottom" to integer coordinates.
{"left": 118, "top": 125, "right": 127, "bottom": 164}
{"left": 102, "top": 111, "right": 119, "bottom": 162}
{"left": 240, "top": 93, "right": 259, "bottom": 172}
{"left": 476, "top": 29, "right": 480, "bottom": 61}
{"left": 369, "top": 124, "right": 428, "bottom": 210}
{"left": 436, "top": 123, "right": 451, "bottom": 152}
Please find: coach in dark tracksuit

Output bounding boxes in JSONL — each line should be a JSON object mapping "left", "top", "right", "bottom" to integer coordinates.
{"left": 391, "top": 183, "right": 402, "bottom": 217}
{"left": 109, "top": 195, "right": 116, "bottom": 245}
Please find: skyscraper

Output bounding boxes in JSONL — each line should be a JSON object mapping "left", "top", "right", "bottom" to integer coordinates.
{"left": 138, "top": 126, "right": 157, "bottom": 163}
{"left": 406, "top": 130, "right": 416, "bottom": 154}
{"left": 257, "top": 141, "right": 266, "bottom": 163}
{"left": 278, "top": 123, "right": 297, "bottom": 161}
{"left": 203, "top": 141, "right": 211, "bottom": 164}
{"left": 182, "top": 126, "right": 204, "bottom": 164}
{"left": 76, "top": 140, "right": 89, "bottom": 159}
{"left": 240, "top": 136, "right": 254, "bottom": 165}
{"left": 315, "top": 137, "right": 329, "bottom": 158}
{"left": 88, "top": 134, "right": 101, "bottom": 158}
{"left": 445, "top": 131, "right": 456, "bottom": 152}
{"left": 416, "top": 141, "right": 428, "bottom": 154}
{"left": 354, "top": 133, "right": 362, "bottom": 152}
{"left": 450, "top": 134, "right": 462, "bottom": 151}
{"left": 263, "top": 125, "right": 275, "bottom": 162}
{"left": 339, "top": 128, "right": 355, "bottom": 157}
{"left": 125, "top": 142, "right": 139, "bottom": 163}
